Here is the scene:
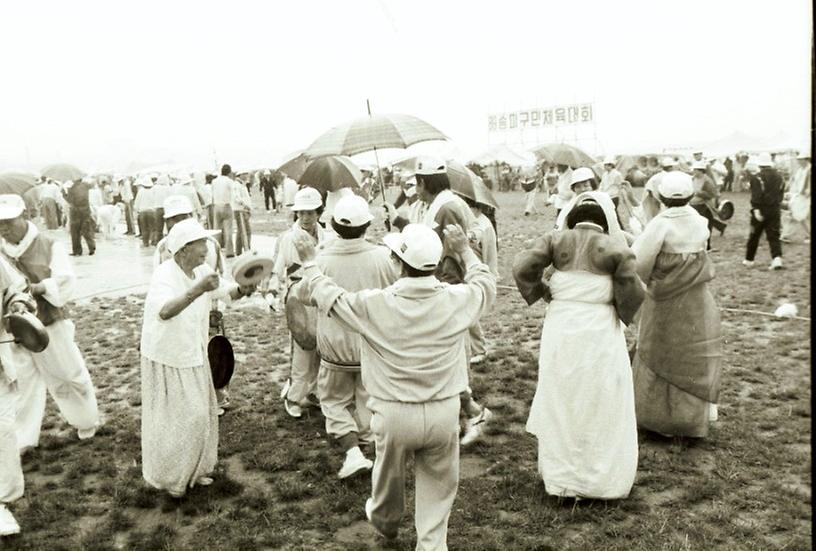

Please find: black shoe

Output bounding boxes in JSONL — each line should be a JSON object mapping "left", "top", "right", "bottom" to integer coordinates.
{"left": 70, "top": 252, "right": 82, "bottom": 256}
{"left": 89, "top": 250, "right": 95, "bottom": 256}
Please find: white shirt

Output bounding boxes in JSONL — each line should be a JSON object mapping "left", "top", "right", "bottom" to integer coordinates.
{"left": 231, "top": 180, "right": 252, "bottom": 212}
{"left": 38, "top": 182, "right": 61, "bottom": 201}
{"left": 140, "top": 261, "right": 237, "bottom": 368}
{"left": 283, "top": 177, "right": 298, "bottom": 207}
{"left": 600, "top": 168, "right": 623, "bottom": 198}
{"left": 212, "top": 176, "right": 234, "bottom": 206}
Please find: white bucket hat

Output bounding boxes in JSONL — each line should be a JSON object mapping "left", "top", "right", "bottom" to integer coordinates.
{"left": 757, "top": 152, "right": 773, "bottom": 167}
{"left": 166, "top": 218, "right": 220, "bottom": 254}
{"left": 383, "top": 224, "right": 443, "bottom": 270}
{"left": 658, "top": 171, "right": 694, "bottom": 199}
{"left": 292, "top": 187, "right": 323, "bottom": 211}
{"left": 570, "top": 167, "right": 595, "bottom": 188}
{"left": 332, "top": 195, "right": 374, "bottom": 227}
{"left": 0, "top": 194, "right": 26, "bottom": 220}
{"left": 163, "top": 195, "right": 194, "bottom": 219}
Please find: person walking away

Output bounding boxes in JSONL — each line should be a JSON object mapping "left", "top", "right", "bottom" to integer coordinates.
{"left": 512, "top": 191, "right": 643, "bottom": 500}
{"left": 293, "top": 195, "right": 399, "bottom": 479}
{"left": 261, "top": 170, "right": 275, "bottom": 211}
{"left": 233, "top": 175, "right": 253, "bottom": 256}
{"left": 151, "top": 175, "right": 172, "bottom": 245}
{"left": 64, "top": 178, "right": 95, "bottom": 256}
{"left": 723, "top": 157, "right": 734, "bottom": 192}
{"left": 133, "top": 177, "right": 156, "bottom": 247}
{"left": 631, "top": 172, "right": 723, "bottom": 437}
{"left": 743, "top": 153, "right": 785, "bottom": 270}
{"left": 38, "top": 179, "right": 62, "bottom": 230}
{"left": 120, "top": 176, "right": 136, "bottom": 235}
{"left": 690, "top": 161, "right": 726, "bottom": 250}
{"left": 212, "top": 165, "right": 236, "bottom": 257}
{"left": 271, "top": 187, "right": 326, "bottom": 417}
{"left": 140, "top": 219, "right": 255, "bottom": 497}
{"left": 0, "top": 255, "right": 37, "bottom": 537}
{"left": 0, "top": 195, "right": 101, "bottom": 451}
{"left": 780, "top": 153, "right": 811, "bottom": 244}
{"left": 293, "top": 222, "right": 495, "bottom": 548}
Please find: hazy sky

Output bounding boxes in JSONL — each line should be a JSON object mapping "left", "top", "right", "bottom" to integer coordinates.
{"left": 1, "top": 0, "right": 812, "bottom": 173}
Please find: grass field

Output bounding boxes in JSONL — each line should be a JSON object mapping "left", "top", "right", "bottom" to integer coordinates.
{"left": 3, "top": 190, "right": 811, "bottom": 550}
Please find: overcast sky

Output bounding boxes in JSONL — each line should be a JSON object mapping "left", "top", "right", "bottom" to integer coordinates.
{"left": 0, "top": 0, "right": 812, "bottom": 172}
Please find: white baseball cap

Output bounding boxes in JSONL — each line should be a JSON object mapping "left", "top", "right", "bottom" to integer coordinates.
{"left": 137, "top": 176, "right": 153, "bottom": 188}
{"left": 691, "top": 160, "right": 707, "bottom": 171}
{"left": 0, "top": 194, "right": 26, "bottom": 220}
{"left": 332, "top": 195, "right": 374, "bottom": 227}
{"left": 414, "top": 157, "right": 447, "bottom": 176}
{"left": 661, "top": 157, "right": 678, "bottom": 167}
{"left": 166, "top": 218, "right": 220, "bottom": 254}
{"left": 603, "top": 155, "right": 616, "bottom": 165}
{"left": 163, "top": 195, "right": 194, "bottom": 219}
{"left": 383, "top": 224, "right": 443, "bottom": 270}
{"left": 658, "top": 171, "right": 694, "bottom": 199}
{"left": 292, "top": 187, "right": 323, "bottom": 211}
{"left": 757, "top": 152, "right": 773, "bottom": 167}
{"left": 570, "top": 167, "right": 595, "bottom": 188}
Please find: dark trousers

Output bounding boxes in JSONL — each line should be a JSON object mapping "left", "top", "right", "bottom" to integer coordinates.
{"left": 137, "top": 210, "right": 153, "bottom": 246}
{"left": 123, "top": 201, "right": 135, "bottom": 234}
{"left": 691, "top": 203, "right": 727, "bottom": 249}
{"left": 235, "top": 210, "right": 252, "bottom": 255}
{"left": 151, "top": 208, "right": 165, "bottom": 245}
{"left": 264, "top": 189, "right": 276, "bottom": 210}
{"left": 746, "top": 208, "right": 782, "bottom": 260}
{"left": 69, "top": 207, "right": 96, "bottom": 254}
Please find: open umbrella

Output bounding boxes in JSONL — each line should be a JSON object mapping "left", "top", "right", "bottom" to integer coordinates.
{"left": 277, "top": 152, "right": 309, "bottom": 181}
{"left": 0, "top": 172, "right": 38, "bottom": 196}
{"left": 530, "top": 143, "right": 595, "bottom": 168}
{"left": 40, "top": 163, "right": 85, "bottom": 183}
{"left": 304, "top": 113, "right": 447, "bottom": 159}
{"left": 298, "top": 156, "right": 363, "bottom": 195}
{"left": 447, "top": 161, "right": 499, "bottom": 210}
{"left": 468, "top": 144, "right": 536, "bottom": 167}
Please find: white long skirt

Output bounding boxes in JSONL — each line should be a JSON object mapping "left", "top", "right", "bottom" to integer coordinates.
{"left": 526, "top": 270, "right": 638, "bottom": 500}
{"left": 140, "top": 354, "right": 218, "bottom": 496}
{"left": 0, "top": 378, "right": 24, "bottom": 504}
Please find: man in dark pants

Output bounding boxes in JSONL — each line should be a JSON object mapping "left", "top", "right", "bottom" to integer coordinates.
{"left": 262, "top": 170, "right": 276, "bottom": 211}
{"left": 743, "top": 153, "right": 784, "bottom": 270}
{"left": 65, "top": 179, "right": 95, "bottom": 256}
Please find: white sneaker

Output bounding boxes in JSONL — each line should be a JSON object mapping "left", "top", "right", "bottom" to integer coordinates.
{"left": 769, "top": 257, "right": 784, "bottom": 270}
{"left": 0, "top": 504, "right": 20, "bottom": 537}
{"left": 461, "top": 407, "right": 494, "bottom": 447}
{"left": 469, "top": 354, "right": 486, "bottom": 365}
{"left": 364, "top": 497, "right": 374, "bottom": 522}
{"left": 284, "top": 399, "right": 303, "bottom": 418}
{"left": 77, "top": 426, "right": 97, "bottom": 440}
{"left": 195, "top": 476, "right": 214, "bottom": 486}
{"left": 742, "top": 259, "right": 755, "bottom": 267}
{"left": 338, "top": 447, "right": 373, "bottom": 479}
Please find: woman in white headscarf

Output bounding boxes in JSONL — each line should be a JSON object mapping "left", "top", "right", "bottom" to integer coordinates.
{"left": 513, "top": 191, "right": 644, "bottom": 500}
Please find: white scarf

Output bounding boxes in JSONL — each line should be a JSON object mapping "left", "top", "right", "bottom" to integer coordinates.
{"left": 1, "top": 221, "right": 39, "bottom": 260}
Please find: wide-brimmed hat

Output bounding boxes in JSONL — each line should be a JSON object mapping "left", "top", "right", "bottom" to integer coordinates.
{"left": 383, "top": 224, "right": 442, "bottom": 270}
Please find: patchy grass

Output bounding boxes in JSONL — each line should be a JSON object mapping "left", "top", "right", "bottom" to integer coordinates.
{"left": 3, "top": 191, "right": 810, "bottom": 550}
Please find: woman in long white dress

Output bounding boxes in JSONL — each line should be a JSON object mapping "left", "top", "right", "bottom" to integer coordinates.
{"left": 512, "top": 192, "right": 644, "bottom": 499}
{"left": 140, "top": 219, "right": 254, "bottom": 497}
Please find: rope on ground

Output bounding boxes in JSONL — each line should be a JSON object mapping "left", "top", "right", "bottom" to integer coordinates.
{"left": 720, "top": 307, "right": 810, "bottom": 322}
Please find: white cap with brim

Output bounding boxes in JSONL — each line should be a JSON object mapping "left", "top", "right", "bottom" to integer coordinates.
{"left": 757, "top": 152, "right": 773, "bottom": 167}
{"left": 332, "top": 195, "right": 374, "bottom": 227}
{"left": 414, "top": 157, "right": 447, "bottom": 176}
{"left": 691, "top": 161, "right": 707, "bottom": 170}
{"left": 603, "top": 155, "right": 616, "bottom": 165}
{"left": 0, "top": 194, "right": 26, "bottom": 220}
{"left": 292, "top": 187, "right": 323, "bottom": 211}
{"left": 383, "top": 224, "right": 442, "bottom": 271}
{"left": 570, "top": 167, "right": 595, "bottom": 187}
{"left": 661, "top": 157, "right": 678, "bottom": 167}
{"left": 166, "top": 219, "right": 220, "bottom": 254}
{"left": 658, "top": 172, "right": 694, "bottom": 199}
{"left": 163, "top": 195, "right": 194, "bottom": 219}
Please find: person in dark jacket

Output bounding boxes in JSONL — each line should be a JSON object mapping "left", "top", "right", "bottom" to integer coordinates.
{"left": 65, "top": 178, "right": 96, "bottom": 256}
{"left": 743, "top": 154, "right": 784, "bottom": 270}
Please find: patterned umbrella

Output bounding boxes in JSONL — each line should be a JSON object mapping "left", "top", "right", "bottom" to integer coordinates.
{"left": 304, "top": 113, "right": 447, "bottom": 159}
{"left": 298, "top": 156, "right": 363, "bottom": 195}
{"left": 40, "top": 163, "right": 85, "bottom": 183}
{"left": 530, "top": 143, "right": 595, "bottom": 168}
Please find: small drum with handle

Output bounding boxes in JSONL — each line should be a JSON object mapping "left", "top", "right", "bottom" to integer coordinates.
{"left": 285, "top": 284, "right": 317, "bottom": 351}
{"left": 716, "top": 199, "right": 734, "bottom": 221}
{"left": 207, "top": 304, "right": 234, "bottom": 390}
{"left": 1, "top": 311, "right": 50, "bottom": 352}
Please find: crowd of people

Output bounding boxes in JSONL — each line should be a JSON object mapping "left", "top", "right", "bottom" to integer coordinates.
{"left": 0, "top": 147, "right": 811, "bottom": 547}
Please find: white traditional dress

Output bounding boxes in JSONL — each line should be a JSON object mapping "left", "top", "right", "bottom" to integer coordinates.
{"left": 513, "top": 193, "right": 644, "bottom": 499}
{"left": 140, "top": 260, "right": 236, "bottom": 496}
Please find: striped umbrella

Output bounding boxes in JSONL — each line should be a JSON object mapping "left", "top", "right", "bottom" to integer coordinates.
{"left": 304, "top": 113, "right": 447, "bottom": 159}
{"left": 40, "top": 163, "right": 85, "bottom": 183}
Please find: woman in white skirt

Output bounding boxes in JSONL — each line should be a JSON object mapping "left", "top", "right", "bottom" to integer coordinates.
{"left": 513, "top": 192, "right": 644, "bottom": 500}
{"left": 140, "top": 219, "right": 255, "bottom": 497}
